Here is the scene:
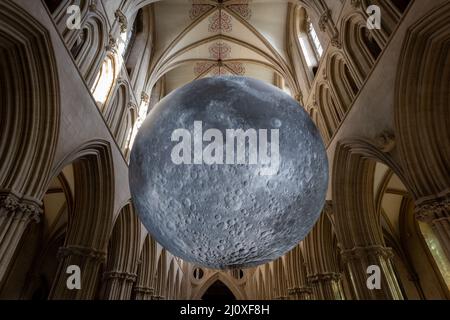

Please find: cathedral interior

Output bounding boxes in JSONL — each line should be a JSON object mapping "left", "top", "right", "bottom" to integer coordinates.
{"left": 0, "top": 0, "right": 449, "bottom": 301}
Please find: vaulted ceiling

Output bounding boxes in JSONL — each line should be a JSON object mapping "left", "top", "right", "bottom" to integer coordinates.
{"left": 147, "top": 0, "right": 295, "bottom": 94}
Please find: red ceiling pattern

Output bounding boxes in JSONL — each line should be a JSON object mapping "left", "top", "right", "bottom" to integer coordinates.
{"left": 228, "top": 1, "right": 252, "bottom": 20}
{"left": 209, "top": 41, "right": 232, "bottom": 60}
{"left": 208, "top": 11, "right": 233, "bottom": 33}
{"left": 189, "top": 3, "right": 214, "bottom": 20}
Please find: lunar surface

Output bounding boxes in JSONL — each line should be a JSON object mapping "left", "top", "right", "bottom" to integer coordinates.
{"left": 130, "top": 76, "right": 328, "bottom": 269}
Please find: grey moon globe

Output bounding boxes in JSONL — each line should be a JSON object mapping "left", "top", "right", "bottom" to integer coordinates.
{"left": 130, "top": 76, "right": 328, "bottom": 269}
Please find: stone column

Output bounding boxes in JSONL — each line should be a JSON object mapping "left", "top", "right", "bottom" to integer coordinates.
{"left": 0, "top": 193, "right": 42, "bottom": 289}
{"left": 340, "top": 245, "right": 403, "bottom": 300}
{"left": 308, "top": 272, "right": 345, "bottom": 300}
{"left": 287, "top": 286, "right": 312, "bottom": 300}
{"left": 102, "top": 270, "right": 137, "bottom": 300}
{"left": 48, "top": 245, "right": 106, "bottom": 299}
{"left": 415, "top": 196, "right": 450, "bottom": 261}
{"left": 133, "top": 286, "right": 154, "bottom": 300}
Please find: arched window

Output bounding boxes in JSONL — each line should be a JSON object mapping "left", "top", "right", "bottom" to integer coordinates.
{"left": 307, "top": 20, "right": 323, "bottom": 59}
{"left": 296, "top": 7, "right": 323, "bottom": 76}
{"left": 91, "top": 55, "right": 116, "bottom": 107}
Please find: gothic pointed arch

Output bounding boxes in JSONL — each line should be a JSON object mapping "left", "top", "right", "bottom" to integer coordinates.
{"left": 193, "top": 272, "right": 246, "bottom": 300}
{"left": 304, "top": 210, "right": 345, "bottom": 300}
{"left": 47, "top": 140, "right": 115, "bottom": 299}
{"left": 102, "top": 203, "right": 141, "bottom": 300}
{"left": 394, "top": 2, "right": 450, "bottom": 201}
{"left": 133, "top": 235, "right": 158, "bottom": 300}
{"left": 326, "top": 52, "right": 360, "bottom": 110}
{"left": 0, "top": 0, "right": 60, "bottom": 288}
{"left": 332, "top": 139, "right": 405, "bottom": 299}
{"left": 340, "top": 13, "right": 381, "bottom": 82}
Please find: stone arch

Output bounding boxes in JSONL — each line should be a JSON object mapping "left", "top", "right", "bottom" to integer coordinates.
{"left": 360, "top": 0, "right": 411, "bottom": 41}
{"left": 193, "top": 272, "right": 246, "bottom": 300}
{"left": 332, "top": 139, "right": 406, "bottom": 299}
{"left": 326, "top": 52, "right": 360, "bottom": 110}
{"left": 394, "top": 2, "right": 450, "bottom": 263}
{"left": 285, "top": 244, "right": 311, "bottom": 300}
{"left": 102, "top": 203, "right": 141, "bottom": 300}
{"left": 133, "top": 235, "right": 158, "bottom": 300}
{"left": 105, "top": 82, "right": 130, "bottom": 136}
{"left": 263, "top": 263, "right": 274, "bottom": 299}
{"left": 4, "top": 169, "right": 74, "bottom": 299}
{"left": 304, "top": 210, "right": 345, "bottom": 300}
{"left": 165, "top": 259, "right": 175, "bottom": 300}
{"left": 125, "top": 6, "right": 154, "bottom": 95}
{"left": 153, "top": 249, "right": 167, "bottom": 299}
{"left": 315, "top": 83, "right": 342, "bottom": 138}
{"left": 395, "top": 2, "right": 450, "bottom": 200}
{"left": 0, "top": 0, "right": 60, "bottom": 288}
{"left": 117, "top": 103, "right": 138, "bottom": 156}
{"left": 309, "top": 107, "right": 330, "bottom": 144}
{"left": 47, "top": 140, "right": 115, "bottom": 299}
{"left": 74, "top": 13, "right": 109, "bottom": 87}
{"left": 340, "top": 13, "right": 381, "bottom": 82}
{"left": 272, "top": 257, "right": 288, "bottom": 299}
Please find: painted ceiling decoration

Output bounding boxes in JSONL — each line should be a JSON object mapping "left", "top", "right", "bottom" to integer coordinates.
{"left": 194, "top": 61, "right": 246, "bottom": 77}
{"left": 149, "top": 0, "right": 298, "bottom": 95}
{"left": 189, "top": 1, "right": 214, "bottom": 20}
{"left": 227, "top": 1, "right": 252, "bottom": 21}
{"left": 209, "top": 41, "right": 232, "bottom": 59}
{"left": 208, "top": 10, "right": 233, "bottom": 33}
{"left": 225, "top": 61, "right": 246, "bottom": 75}
{"left": 190, "top": 0, "right": 252, "bottom": 22}
{"left": 209, "top": 65, "right": 230, "bottom": 76}
{"left": 194, "top": 61, "right": 216, "bottom": 76}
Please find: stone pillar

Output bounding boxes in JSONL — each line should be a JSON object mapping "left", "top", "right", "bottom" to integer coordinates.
{"left": 102, "top": 270, "right": 137, "bottom": 300}
{"left": 48, "top": 245, "right": 106, "bottom": 299}
{"left": 0, "top": 193, "right": 42, "bottom": 289}
{"left": 415, "top": 196, "right": 450, "bottom": 261}
{"left": 308, "top": 272, "right": 345, "bottom": 300}
{"left": 287, "top": 286, "right": 312, "bottom": 300}
{"left": 340, "top": 245, "right": 403, "bottom": 300}
{"left": 133, "top": 286, "right": 154, "bottom": 300}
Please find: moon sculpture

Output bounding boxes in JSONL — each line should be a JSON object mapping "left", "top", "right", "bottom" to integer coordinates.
{"left": 130, "top": 76, "right": 328, "bottom": 269}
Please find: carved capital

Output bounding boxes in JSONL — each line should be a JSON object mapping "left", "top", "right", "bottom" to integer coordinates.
{"left": 287, "top": 286, "right": 312, "bottom": 296}
{"left": 103, "top": 270, "right": 137, "bottom": 282}
{"left": 141, "top": 92, "right": 150, "bottom": 104}
{"left": 340, "top": 245, "right": 394, "bottom": 263}
{"left": 318, "top": 10, "right": 331, "bottom": 32}
{"left": 294, "top": 92, "right": 303, "bottom": 105}
{"left": 0, "top": 192, "right": 43, "bottom": 223}
{"left": 115, "top": 10, "right": 128, "bottom": 33}
{"left": 307, "top": 272, "right": 341, "bottom": 284}
{"left": 415, "top": 195, "right": 450, "bottom": 223}
{"left": 57, "top": 245, "right": 107, "bottom": 263}
{"left": 133, "top": 286, "right": 154, "bottom": 295}
{"left": 128, "top": 101, "right": 137, "bottom": 109}
{"left": 331, "top": 35, "right": 342, "bottom": 48}
{"left": 106, "top": 35, "right": 118, "bottom": 53}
